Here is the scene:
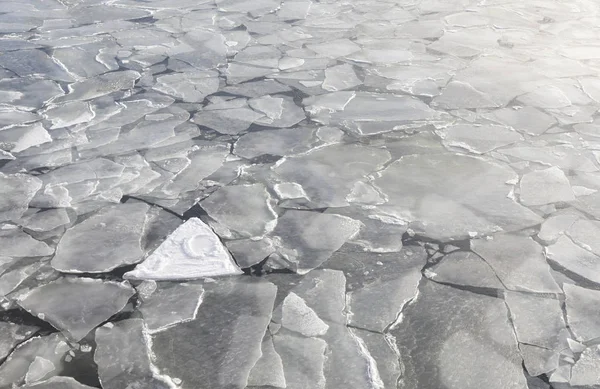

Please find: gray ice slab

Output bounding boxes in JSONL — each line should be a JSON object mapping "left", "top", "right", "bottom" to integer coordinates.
{"left": 51, "top": 202, "right": 149, "bottom": 273}
{"left": 390, "top": 280, "right": 527, "bottom": 389}
{"left": 95, "top": 319, "right": 171, "bottom": 389}
{"left": 149, "top": 278, "right": 276, "bottom": 389}
{"left": 17, "top": 278, "right": 135, "bottom": 341}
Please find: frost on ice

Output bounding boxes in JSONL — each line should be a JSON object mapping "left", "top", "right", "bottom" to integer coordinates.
{"left": 125, "top": 218, "right": 242, "bottom": 280}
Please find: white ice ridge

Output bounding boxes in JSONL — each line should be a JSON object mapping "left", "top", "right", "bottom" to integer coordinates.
{"left": 125, "top": 218, "right": 242, "bottom": 280}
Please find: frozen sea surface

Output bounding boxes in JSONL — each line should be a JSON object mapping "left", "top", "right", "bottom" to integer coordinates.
{"left": 1, "top": 0, "right": 600, "bottom": 388}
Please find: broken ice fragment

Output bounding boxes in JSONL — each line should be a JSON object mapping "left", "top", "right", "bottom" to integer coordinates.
{"left": 0, "top": 322, "right": 38, "bottom": 361}
{"left": 54, "top": 70, "right": 140, "bottom": 102}
{"left": 307, "top": 39, "right": 361, "bottom": 57}
{"left": 247, "top": 336, "right": 286, "bottom": 388}
{"left": 520, "top": 167, "right": 575, "bottom": 206}
{"left": 95, "top": 319, "right": 171, "bottom": 389}
{"left": 428, "top": 250, "right": 504, "bottom": 290}
{"left": 0, "top": 50, "right": 74, "bottom": 82}
{"left": 282, "top": 292, "right": 329, "bottom": 337}
{"left": 0, "top": 228, "right": 54, "bottom": 258}
{"left": 440, "top": 123, "right": 523, "bottom": 154}
{"left": 569, "top": 345, "right": 600, "bottom": 387}
{"left": 471, "top": 234, "right": 560, "bottom": 293}
{"left": 149, "top": 278, "right": 276, "bottom": 389}
{"left": 545, "top": 236, "right": 600, "bottom": 285}
{"left": 333, "top": 245, "right": 426, "bottom": 333}
{"left": 137, "top": 281, "right": 204, "bottom": 333}
{"left": 432, "top": 81, "right": 499, "bottom": 109}
{"left": 0, "top": 122, "right": 52, "bottom": 153}
{"left": 273, "top": 333, "right": 327, "bottom": 389}
{"left": 125, "top": 218, "right": 242, "bottom": 280}
{"left": 51, "top": 202, "right": 149, "bottom": 273}
{"left": 373, "top": 153, "right": 542, "bottom": 241}
{"left": 273, "top": 143, "right": 390, "bottom": 208}
{"left": 0, "top": 333, "right": 72, "bottom": 387}
{"left": 21, "top": 376, "right": 97, "bottom": 389}
{"left": 269, "top": 210, "right": 360, "bottom": 274}
{"left": 566, "top": 219, "right": 600, "bottom": 257}
{"left": 201, "top": 184, "right": 277, "bottom": 238}
{"left": 322, "top": 64, "right": 362, "bottom": 91}
{"left": 153, "top": 71, "right": 219, "bottom": 103}
{"left": 505, "top": 291, "right": 566, "bottom": 350}
{"left": 25, "top": 356, "right": 55, "bottom": 384}
{"left": 0, "top": 173, "right": 42, "bottom": 222}
{"left": 17, "top": 278, "right": 135, "bottom": 341}
{"left": 390, "top": 280, "right": 527, "bottom": 389}
{"left": 563, "top": 284, "right": 600, "bottom": 342}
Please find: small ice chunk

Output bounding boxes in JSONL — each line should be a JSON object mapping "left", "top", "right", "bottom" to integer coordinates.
{"left": 563, "top": 284, "right": 600, "bottom": 342}
{"left": 322, "top": 64, "right": 362, "bottom": 91}
{"left": 546, "top": 236, "right": 600, "bottom": 285}
{"left": 504, "top": 292, "right": 566, "bottom": 350}
{"left": 566, "top": 219, "right": 600, "bottom": 257}
{"left": 225, "top": 238, "right": 276, "bottom": 268}
{"left": 248, "top": 96, "right": 283, "bottom": 120}
{"left": 17, "top": 278, "right": 135, "bottom": 341}
{"left": 390, "top": 280, "right": 527, "bottom": 389}
{"left": 274, "top": 182, "right": 308, "bottom": 200}
{"left": 137, "top": 282, "right": 204, "bottom": 333}
{"left": 0, "top": 122, "right": 52, "bottom": 153}
{"left": 486, "top": 106, "right": 556, "bottom": 136}
{"left": 43, "top": 102, "right": 94, "bottom": 129}
{"left": 51, "top": 202, "right": 149, "bottom": 273}
{"left": 307, "top": 39, "right": 361, "bottom": 57}
{"left": 25, "top": 357, "right": 55, "bottom": 384}
{"left": 471, "top": 234, "right": 560, "bottom": 293}
{"left": 153, "top": 71, "right": 219, "bottom": 103}
{"left": 282, "top": 292, "right": 329, "bottom": 337}
{"left": 432, "top": 81, "right": 499, "bottom": 109}
{"left": 538, "top": 211, "right": 581, "bottom": 244}
{"left": 0, "top": 173, "right": 42, "bottom": 222}
{"left": 233, "top": 127, "right": 314, "bottom": 159}
{"left": 570, "top": 345, "right": 600, "bottom": 387}
{"left": 0, "top": 49, "right": 73, "bottom": 82}
{"left": 21, "top": 376, "right": 97, "bottom": 388}
{"left": 0, "top": 333, "right": 72, "bottom": 387}
{"left": 54, "top": 70, "right": 140, "bottom": 102}
{"left": 428, "top": 251, "right": 504, "bottom": 290}
{"left": 520, "top": 167, "right": 575, "bottom": 206}
{"left": 247, "top": 336, "right": 286, "bottom": 388}
{"left": 125, "top": 218, "right": 242, "bottom": 280}
{"left": 192, "top": 107, "right": 264, "bottom": 135}
{"left": 0, "top": 322, "right": 39, "bottom": 360}
{"left": 270, "top": 210, "right": 360, "bottom": 274}
{"left": 149, "top": 279, "right": 277, "bottom": 388}
{"left": 441, "top": 123, "right": 522, "bottom": 154}
{"left": 201, "top": 184, "right": 277, "bottom": 238}
{"left": 273, "top": 333, "right": 327, "bottom": 389}
{"left": 95, "top": 319, "right": 171, "bottom": 389}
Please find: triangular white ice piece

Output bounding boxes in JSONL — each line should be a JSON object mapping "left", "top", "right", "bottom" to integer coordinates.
{"left": 125, "top": 218, "right": 242, "bottom": 280}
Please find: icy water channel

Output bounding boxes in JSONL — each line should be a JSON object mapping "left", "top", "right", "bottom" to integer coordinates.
{"left": 1, "top": 0, "right": 600, "bottom": 388}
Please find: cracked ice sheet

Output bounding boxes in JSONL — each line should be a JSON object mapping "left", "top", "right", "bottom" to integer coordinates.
{"left": 273, "top": 142, "right": 391, "bottom": 209}
{"left": 372, "top": 153, "right": 542, "bottom": 241}
{"left": 136, "top": 281, "right": 204, "bottom": 333}
{"left": 17, "top": 278, "right": 135, "bottom": 342}
{"left": 390, "top": 279, "right": 528, "bottom": 389}
{"left": 95, "top": 319, "right": 172, "bottom": 389}
{"left": 149, "top": 278, "right": 276, "bottom": 389}
{"left": 268, "top": 269, "right": 386, "bottom": 389}
{"left": 51, "top": 202, "right": 150, "bottom": 273}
